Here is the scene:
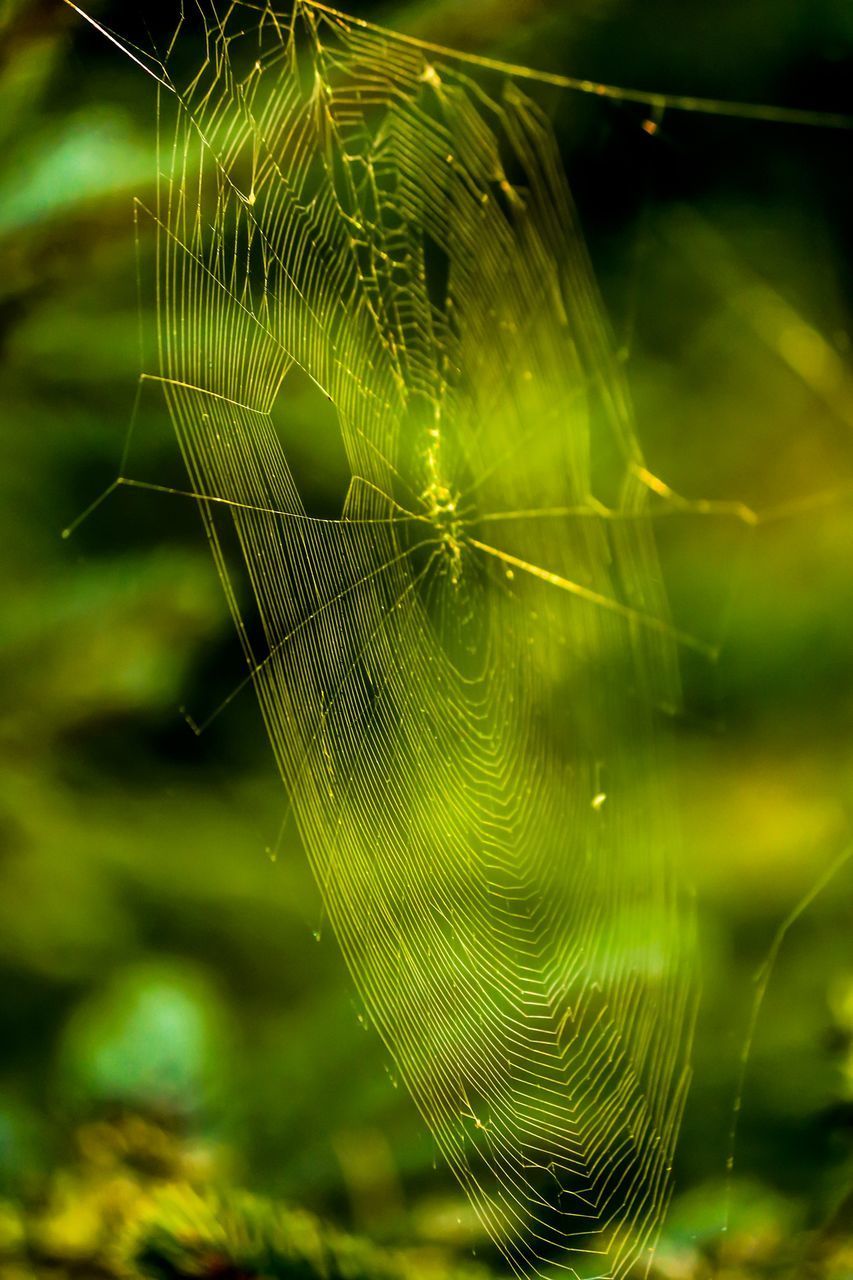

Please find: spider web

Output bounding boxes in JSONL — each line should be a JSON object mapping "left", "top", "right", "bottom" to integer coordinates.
{"left": 64, "top": 0, "right": 840, "bottom": 1274}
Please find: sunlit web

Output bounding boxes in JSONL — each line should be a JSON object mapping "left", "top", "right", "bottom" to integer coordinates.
{"left": 59, "top": 0, "right": 852, "bottom": 1275}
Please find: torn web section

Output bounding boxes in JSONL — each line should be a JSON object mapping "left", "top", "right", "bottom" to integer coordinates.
{"left": 144, "top": 3, "right": 695, "bottom": 1277}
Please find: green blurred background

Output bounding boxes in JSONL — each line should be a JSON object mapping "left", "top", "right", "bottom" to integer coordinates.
{"left": 0, "top": 0, "right": 851, "bottom": 1275}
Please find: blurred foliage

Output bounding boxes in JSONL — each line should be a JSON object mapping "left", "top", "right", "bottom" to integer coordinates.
{"left": 0, "top": 0, "right": 851, "bottom": 1275}
{"left": 0, "top": 1111, "right": 495, "bottom": 1279}
{"left": 0, "top": 1109, "right": 850, "bottom": 1278}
